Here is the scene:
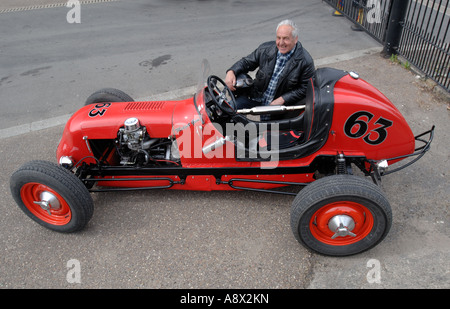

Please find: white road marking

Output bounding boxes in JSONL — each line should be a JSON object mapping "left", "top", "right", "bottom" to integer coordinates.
{"left": 0, "top": 0, "right": 118, "bottom": 14}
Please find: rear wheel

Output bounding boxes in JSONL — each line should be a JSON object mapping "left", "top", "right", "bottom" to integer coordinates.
{"left": 85, "top": 88, "right": 134, "bottom": 105}
{"left": 10, "top": 160, "right": 94, "bottom": 233}
{"left": 290, "top": 175, "right": 392, "bottom": 256}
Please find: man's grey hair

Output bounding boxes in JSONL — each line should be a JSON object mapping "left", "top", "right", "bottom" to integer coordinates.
{"left": 277, "top": 19, "right": 299, "bottom": 39}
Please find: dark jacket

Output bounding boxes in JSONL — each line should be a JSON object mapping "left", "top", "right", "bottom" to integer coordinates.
{"left": 228, "top": 41, "right": 315, "bottom": 105}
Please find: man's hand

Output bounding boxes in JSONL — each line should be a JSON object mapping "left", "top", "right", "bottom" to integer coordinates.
{"left": 225, "top": 70, "right": 236, "bottom": 91}
{"left": 270, "top": 96, "right": 285, "bottom": 106}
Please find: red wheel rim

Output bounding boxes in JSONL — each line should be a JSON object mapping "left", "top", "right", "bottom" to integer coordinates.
{"left": 309, "top": 201, "right": 374, "bottom": 246}
{"left": 20, "top": 183, "right": 72, "bottom": 226}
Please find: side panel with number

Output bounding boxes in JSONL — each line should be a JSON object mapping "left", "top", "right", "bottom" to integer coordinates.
{"left": 344, "top": 111, "right": 393, "bottom": 146}
{"left": 327, "top": 76, "right": 415, "bottom": 161}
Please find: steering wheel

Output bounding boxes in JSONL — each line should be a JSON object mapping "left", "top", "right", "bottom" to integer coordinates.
{"left": 207, "top": 75, "right": 237, "bottom": 116}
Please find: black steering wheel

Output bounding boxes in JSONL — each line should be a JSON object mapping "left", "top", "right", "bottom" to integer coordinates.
{"left": 207, "top": 75, "right": 237, "bottom": 116}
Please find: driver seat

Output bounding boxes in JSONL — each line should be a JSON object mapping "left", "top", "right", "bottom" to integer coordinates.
{"left": 233, "top": 67, "right": 348, "bottom": 161}
{"left": 252, "top": 76, "right": 315, "bottom": 150}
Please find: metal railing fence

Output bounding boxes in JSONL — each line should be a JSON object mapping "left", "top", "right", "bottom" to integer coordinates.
{"left": 398, "top": 0, "right": 450, "bottom": 90}
{"left": 323, "top": 0, "right": 450, "bottom": 92}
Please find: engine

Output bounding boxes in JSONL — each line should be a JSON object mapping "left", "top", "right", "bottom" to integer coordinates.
{"left": 116, "top": 117, "right": 179, "bottom": 166}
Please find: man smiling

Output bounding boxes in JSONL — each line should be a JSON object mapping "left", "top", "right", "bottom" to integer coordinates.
{"left": 225, "top": 19, "right": 315, "bottom": 119}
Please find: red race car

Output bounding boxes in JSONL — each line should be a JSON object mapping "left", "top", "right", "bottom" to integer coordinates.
{"left": 10, "top": 60, "right": 434, "bottom": 256}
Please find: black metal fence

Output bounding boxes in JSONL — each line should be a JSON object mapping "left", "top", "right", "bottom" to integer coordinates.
{"left": 324, "top": 0, "right": 450, "bottom": 92}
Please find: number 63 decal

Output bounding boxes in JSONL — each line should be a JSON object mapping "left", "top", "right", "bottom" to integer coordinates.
{"left": 88, "top": 103, "right": 111, "bottom": 118}
{"left": 344, "top": 111, "right": 393, "bottom": 145}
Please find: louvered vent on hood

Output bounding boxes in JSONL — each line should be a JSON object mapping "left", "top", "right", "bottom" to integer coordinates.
{"left": 124, "top": 101, "right": 165, "bottom": 111}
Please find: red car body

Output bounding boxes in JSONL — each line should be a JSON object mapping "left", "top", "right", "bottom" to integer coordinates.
{"left": 56, "top": 72, "right": 417, "bottom": 190}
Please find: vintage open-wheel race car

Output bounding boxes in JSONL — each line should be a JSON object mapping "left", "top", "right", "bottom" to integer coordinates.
{"left": 10, "top": 60, "right": 434, "bottom": 256}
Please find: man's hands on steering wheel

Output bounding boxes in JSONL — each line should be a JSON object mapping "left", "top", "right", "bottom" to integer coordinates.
{"left": 207, "top": 75, "right": 237, "bottom": 116}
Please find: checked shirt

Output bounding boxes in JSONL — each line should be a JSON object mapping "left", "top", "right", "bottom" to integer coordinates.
{"left": 262, "top": 47, "right": 296, "bottom": 106}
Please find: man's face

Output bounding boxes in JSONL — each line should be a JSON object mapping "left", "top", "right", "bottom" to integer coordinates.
{"left": 276, "top": 25, "right": 298, "bottom": 54}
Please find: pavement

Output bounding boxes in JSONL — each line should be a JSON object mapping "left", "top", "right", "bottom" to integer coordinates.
{"left": 0, "top": 0, "right": 449, "bottom": 290}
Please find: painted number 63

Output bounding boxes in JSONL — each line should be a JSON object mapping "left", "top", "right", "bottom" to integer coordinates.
{"left": 88, "top": 103, "right": 111, "bottom": 118}
{"left": 344, "top": 111, "right": 393, "bottom": 145}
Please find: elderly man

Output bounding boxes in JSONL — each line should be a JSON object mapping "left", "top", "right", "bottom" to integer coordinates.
{"left": 225, "top": 20, "right": 315, "bottom": 119}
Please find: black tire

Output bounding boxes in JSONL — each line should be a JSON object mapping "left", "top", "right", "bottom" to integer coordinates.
{"left": 10, "top": 160, "right": 94, "bottom": 233}
{"left": 85, "top": 88, "right": 134, "bottom": 106}
{"left": 290, "top": 175, "right": 392, "bottom": 256}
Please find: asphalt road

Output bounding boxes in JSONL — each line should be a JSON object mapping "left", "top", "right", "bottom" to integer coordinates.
{"left": 0, "top": 0, "right": 449, "bottom": 290}
{"left": 0, "top": 0, "right": 379, "bottom": 131}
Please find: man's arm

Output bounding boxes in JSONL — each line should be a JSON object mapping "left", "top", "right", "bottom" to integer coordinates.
{"left": 270, "top": 96, "right": 285, "bottom": 106}
{"left": 225, "top": 42, "right": 270, "bottom": 90}
{"left": 228, "top": 47, "right": 262, "bottom": 76}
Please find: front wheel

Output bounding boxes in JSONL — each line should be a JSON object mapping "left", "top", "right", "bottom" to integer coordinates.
{"left": 10, "top": 160, "right": 94, "bottom": 233}
{"left": 290, "top": 175, "right": 392, "bottom": 256}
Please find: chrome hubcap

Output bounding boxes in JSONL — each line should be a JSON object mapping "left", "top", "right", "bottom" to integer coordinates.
{"left": 33, "top": 191, "right": 60, "bottom": 216}
{"left": 328, "top": 215, "right": 356, "bottom": 239}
